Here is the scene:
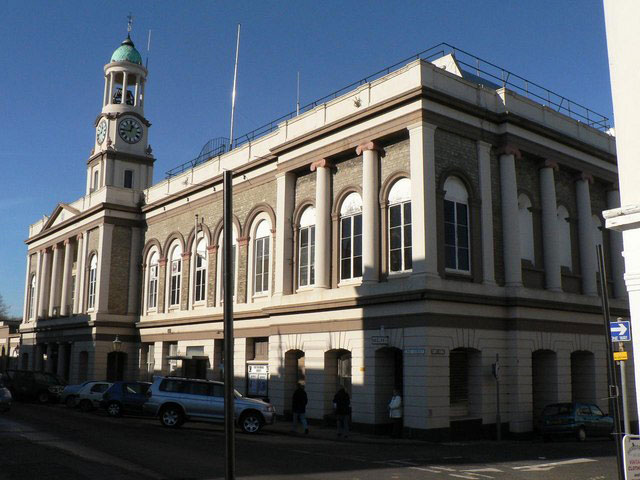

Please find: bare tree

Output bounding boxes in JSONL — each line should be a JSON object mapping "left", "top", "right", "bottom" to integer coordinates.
{"left": 0, "top": 294, "right": 9, "bottom": 321}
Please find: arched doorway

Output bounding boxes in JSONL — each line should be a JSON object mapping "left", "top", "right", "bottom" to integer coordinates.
{"left": 21, "top": 353, "right": 29, "bottom": 370}
{"left": 571, "top": 350, "right": 595, "bottom": 403}
{"left": 324, "top": 349, "right": 351, "bottom": 416}
{"left": 284, "top": 349, "right": 305, "bottom": 415}
{"left": 374, "top": 347, "right": 403, "bottom": 425}
{"left": 449, "top": 348, "right": 482, "bottom": 419}
{"left": 78, "top": 351, "right": 89, "bottom": 383}
{"left": 106, "top": 351, "right": 127, "bottom": 382}
{"left": 532, "top": 349, "right": 558, "bottom": 421}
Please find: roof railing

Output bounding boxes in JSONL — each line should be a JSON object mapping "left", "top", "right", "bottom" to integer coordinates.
{"left": 166, "top": 42, "right": 610, "bottom": 179}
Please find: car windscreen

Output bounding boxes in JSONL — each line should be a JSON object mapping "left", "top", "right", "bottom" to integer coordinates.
{"left": 542, "top": 404, "right": 573, "bottom": 416}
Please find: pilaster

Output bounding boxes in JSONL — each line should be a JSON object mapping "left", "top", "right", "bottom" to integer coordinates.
{"left": 48, "top": 245, "right": 61, "bottom": 316}
{"left": 499, "top": 147, "right": 523, "bottom": 287}
{"left": 357, "top": 142, "right": 381, "bottom": 283}
{"left": 311, "top": 159, "right": 332, "bottom": 289}
{"left": 477, "top": 140, "right": 496, "bottom": 285}
{"left": 576, "top": 173, "right": 597, "bottom": 295}
{"left": 539, "top": 160, "right": 562, "bottom": 292}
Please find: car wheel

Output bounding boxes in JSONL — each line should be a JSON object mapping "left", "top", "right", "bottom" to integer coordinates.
{"left": 65, "top": 396, "right": 77, "bottom": 408}
{"left": 107, "top": 401, "right": 122, "bottom": 417}
{"left": 159, "top": 406, "right": 184, "bottom": 428}
{"left": 239, "top": 412, "right": 263, "bottom": 434}
{"left": 577, "top": 427, "right": 587, "bottom": 442}
{"left": 79, "top": 399, "right": 93, "bottom": 413}
{"left": 37, "top": 391, "right": 49, "bottom": 404}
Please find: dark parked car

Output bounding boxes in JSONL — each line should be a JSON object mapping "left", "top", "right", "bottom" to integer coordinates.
{"left": 0, "top": 378, "right": 12, "bottom": 412}
{"left": 100, "top": 381, "right": 151, "bottom": 417}
{"left": 2, "top": 370, "right": 66, "bottom": 403}
{"left": 539, "top": 402, "right": 614, "bottom": 441}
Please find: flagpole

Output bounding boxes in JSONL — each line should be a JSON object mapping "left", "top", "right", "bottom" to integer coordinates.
{"left": 229, "top": 24, "right": 241, "bottom": 151}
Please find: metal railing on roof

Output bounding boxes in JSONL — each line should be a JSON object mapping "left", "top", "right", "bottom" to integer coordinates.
{"left": 166, "top": 42, "right": 610, "bottom": 179}
{"left": 165, "top": 137, "right": 229, "bottom": 178}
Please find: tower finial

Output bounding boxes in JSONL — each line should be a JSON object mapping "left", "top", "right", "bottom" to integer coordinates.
{"left": 127, "top": 13, "right": 133, "bottom": 36}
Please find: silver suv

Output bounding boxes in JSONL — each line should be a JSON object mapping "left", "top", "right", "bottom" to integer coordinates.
{"left": 144, "top": 377, "right": 276, "bottom": 433}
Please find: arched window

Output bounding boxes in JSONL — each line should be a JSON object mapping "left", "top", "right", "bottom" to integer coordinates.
{"left": 388, "top": 178, "right": 412, "bottom": 273}
{"left": 298, "top": 207, "right": 316, "bottom": 288}
{"left": 557, "top": 206, "right": 572, "bottom": 269}
{"left": 444, "top": 177, "right": 470, "bottom": 272}
{"left": 93, "top": 170, "right": 99, "bottom": 192}
{"left": 87, "top": 254, "right": 98, "bottom": 310}
{"left": 194, "top": 238, "right": 207, "bottom": 303}
{"left": 254, "top": 220, "right": 271, "bottom": 295}
{"left": 28, "top": 274, "right": 36, "bottom": 320}
{"left": 340, "top": 193, "right": 363, "bottom": 281}
{"left": 592, "top": 215, "right": 604, "bottom": 249}
{"left": 147, "top": 251, "right": 159, "bottom": 309}
{"left": 168, "top": 243, "right": 182, "bottom": 307}
{"left": 518, "top": 193, "right": 534, "bottom": 263}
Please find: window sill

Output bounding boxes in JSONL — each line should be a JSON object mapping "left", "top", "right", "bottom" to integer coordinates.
{"left": 252, "top": 293, "right": 270, "bottom": 300}
{"left": 338, "top": 278, "right": 362, "bottom": 287}
{"left": 387, "top": 270, "right": 412, "bottom": 279}
{"left": 296, "top": 286, "right": 315, "bottom": 293}
{"left": 145, "top": 308, "right": 157, "bottom": 315}
{"left": 444, "top": 269, "right": 473, "bottom": 281}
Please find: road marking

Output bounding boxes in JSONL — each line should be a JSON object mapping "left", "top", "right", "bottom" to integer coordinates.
{"left": 449, "top": 475, "right": 486, "bottom": 479}
{"left": 462, "top": 469, "right": 502, "bottom": 473}
{"left": 512, "top": 458, "right": 597, "bottom": 472}
{"left": 410, "top": 467, "right": 444, "bottom": 473}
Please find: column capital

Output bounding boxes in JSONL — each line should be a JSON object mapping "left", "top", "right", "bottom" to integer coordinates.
{"left": 496, "top": 144, "right": 522, "bottom": 160}
{"left": 538, "top": 159, "right": 559, "bottom": 171}
{"left": 63, "top": 238, "right": 72, "bottom": 246}
{"left": 355, "top": 141, "right": 381, "bottom": 156}
{"left": 575, "top": 172, "right": 594, "bottom": 184}
{"left": 51, "top": 244, "right": 59, "bottom": 251}
{"left": 237, "top": 236, "right": 250, "bottom": 246}
{"left": 159, "top": 258, "right": 168, "bottom": 267}
{"left": 310, "top": 159, "right": 334, "bottom": 172}
{"left": 407, "top": 120, "right": 437, "bottom": 132}
{"left": 207, "top": 245, "right": 219, "bottom": 254}
{"left": 76, "top": 232, "right": 83, "bottom": 241}
{"left": 476, "top": 140, "right": 492, "bottom": 150}
{"left": 181, "top": 252, "right": 192, "bottom": 261}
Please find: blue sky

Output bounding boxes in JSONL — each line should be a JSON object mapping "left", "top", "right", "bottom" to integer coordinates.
{"left": 0, "top": 0, "right": 612, "bottom": 316}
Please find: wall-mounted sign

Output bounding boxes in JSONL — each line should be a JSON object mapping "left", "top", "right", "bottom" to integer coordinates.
{"left": 371, "top": 336, "right": 389, "bottom": 346}
{"left": 431, "top": 348, "right": 446, "bottom": 356}
{"left": 614, "top": 351, "right": 629, "bottom": 361}
{"left": 405, "top": 348, "right": 426, "bottom": 355}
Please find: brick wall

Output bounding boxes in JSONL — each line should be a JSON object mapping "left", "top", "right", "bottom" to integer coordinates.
{"left": 381, "top": 138, "right": 410, "bottom": 185}
{"left": 108, "top": 226, "right": 132, "bottom": 315}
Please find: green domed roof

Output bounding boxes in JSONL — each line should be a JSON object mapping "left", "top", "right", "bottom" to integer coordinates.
{"left": 110, "top": 36, "right": 143, "bottom": 65}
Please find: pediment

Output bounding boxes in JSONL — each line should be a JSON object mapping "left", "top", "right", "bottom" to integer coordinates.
{"left": 42, "top": 203, "right": 81, "bottom": 231}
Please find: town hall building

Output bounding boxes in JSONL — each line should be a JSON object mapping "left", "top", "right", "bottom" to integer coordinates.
{"left": 15, "top": 34, "right": 631, "bottom": 439}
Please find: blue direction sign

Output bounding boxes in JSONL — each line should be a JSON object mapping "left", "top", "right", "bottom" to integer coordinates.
{"left": 611, "top": 321, "right": 631, "bottom": 342}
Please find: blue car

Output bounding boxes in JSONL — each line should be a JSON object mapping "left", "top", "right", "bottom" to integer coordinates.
{"left": 539, "top": 402, "right": 614, "bottom": 441}
{"left": 100, "top": 381, "right": 151, "bottom": 417}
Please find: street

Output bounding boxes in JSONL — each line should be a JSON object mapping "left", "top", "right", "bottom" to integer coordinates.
{"left": 0, "top": 402, "right": 618, "bottom": 479}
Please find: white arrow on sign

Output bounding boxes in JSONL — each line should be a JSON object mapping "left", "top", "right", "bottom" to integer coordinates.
{"left": 612, "top": 323, "right": 628, "bottom": 337}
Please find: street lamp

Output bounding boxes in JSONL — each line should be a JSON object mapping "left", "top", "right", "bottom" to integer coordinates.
{"left": 112, "top": 335, "right": 122, "bottom": 381}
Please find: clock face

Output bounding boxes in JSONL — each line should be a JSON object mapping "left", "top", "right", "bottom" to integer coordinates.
{"left": 96, "top": 120, "right": 107, "bottom": 145}
{"left": 118, "top": 118, "right": 143, "bottom": 144}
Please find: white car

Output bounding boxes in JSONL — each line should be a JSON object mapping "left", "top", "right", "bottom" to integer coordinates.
{"left": 75, "top": 382, "right": 112, "bottom": 412}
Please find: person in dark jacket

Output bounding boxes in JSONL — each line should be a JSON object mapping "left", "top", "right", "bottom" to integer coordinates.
{"left": 291, "top": 383, "right": 309, "bottom": 434}
{"left": 333, "top": 387, "right": 350, "bottom": 438}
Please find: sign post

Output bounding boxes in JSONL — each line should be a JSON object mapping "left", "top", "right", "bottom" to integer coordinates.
{"left": 492, "top": 353, "right": 501, "bottom": 441}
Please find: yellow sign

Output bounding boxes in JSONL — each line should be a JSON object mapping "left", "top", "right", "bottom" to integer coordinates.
{"left": 614, "top": 351, "right": 628, "bottom": 361}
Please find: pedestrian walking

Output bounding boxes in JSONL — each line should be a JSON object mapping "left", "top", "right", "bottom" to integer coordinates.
{"left": 291, "top": 383, "right": 309, "bottom": 434}
{"left": 388, "top": 388, "right": 403, "bottom": 438}
{"left": 333, "top": 386, "right": 350, "bottom": 438}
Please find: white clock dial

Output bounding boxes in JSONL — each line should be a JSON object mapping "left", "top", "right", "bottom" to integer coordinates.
{"left": 96, "top": 120, "right": 107, "bottom": 144}
{"left": 118, "top": 118, "right": 143, "bottom": 144}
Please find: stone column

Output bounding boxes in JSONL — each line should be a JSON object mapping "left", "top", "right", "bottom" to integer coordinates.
{"left": 128, "top": 228, "right": 142, "bottom": 314}
{"left": 607, "top": 189, "right": 626, "bottom": 299}
{"left": 181, "top": 252, "right": 191, "bottom": 310}
{"left": 45, "top": 344, "right": 54, "bottom": 373}
{"left": 97, "top": 223, "right": 114, "bottom": 312}
{"left": 22, "top": 255, "right": 31, "bottom": 322}
{"left": 311, "top": 159, "right": 332, "bottom": 289}
{"left": 207, "top": 246, "right": 218, "bottom": 307}
{"left": 408, "top": 122, "right": 439, "bottom": 278}
{"left": 74, "top": 233, "right": 86, "bottom": 314}
{"left": 576, "top": 173, "right": 597, "bottom": 296}
{"left": 499, "top": 146, "right": 523, "bottom": 287}
{"left": 34, "top": 344, "right": 43, "bottom": 371}
{"left": 133, "top": 75, "right": 139, "bottom": 107}
{"left": 157, "top": 259, "right": 167, "bottom": 313}
{"left": 121, "top": 72, "right": 128, "bottom": 104}
{"left": 477, "top": 141, "right": 496, "bottom": 285}
{"left": 539, "top": 160, "right": 562, "bottom": 292}
{"left": 236, "top": 238, "right": 249, "bottom": 303}
{"left": 56, "top": 343, "right": 67, "bottom": 377}
{"left": 60, "top": 239, "right": 74, "bottom": 316}
{"left": 38, "top": 249, "right": 50, "bottom": 318}
{"left": 357, "top": 142, "right": 381, "bottom": 283}
{"left": 274, "top": 172, "right": 295, "bottom": 298}
{"left": 48, "top": 245, "right": 61, "bottom": 317}
{"left": 103, "top": 75, "right": 109, "bottom": 107}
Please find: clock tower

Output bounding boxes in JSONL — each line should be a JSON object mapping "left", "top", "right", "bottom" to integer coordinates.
{"left": 86, "top": 32, "right": 154, "bottom": 195}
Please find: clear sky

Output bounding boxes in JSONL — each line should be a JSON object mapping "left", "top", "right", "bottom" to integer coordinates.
{"left": 0, "top": 0, "right": 612, "bottom": 317}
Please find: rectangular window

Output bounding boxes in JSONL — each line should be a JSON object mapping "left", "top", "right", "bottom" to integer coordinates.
{"left": 299, "top": 226, "right": 315, "bottom": 287}
{"left": 194, "top": 253, "right": 206, "bottom": 302}
{"left": 148, "top": 265, "right": 158, "bottom": 308}
{"left": 444, "top": 200, "right": 470, "bottom": 272}
{"left": 254, "top": 237, "right": 270, "bottom": 294}
{"left": 389, "top": 201, "right": 412, "bottom": 272}
{"left": 170, "top": 260, "right": 181, "bottom": 306}
{"left": 88, "top": 268, "right": 96, "bottom": 309}
{"left": 124, "top": 170, "right": 134, "bottom": 189}
{"left": 70, "top": 275, "right": 76, "bottom": 311}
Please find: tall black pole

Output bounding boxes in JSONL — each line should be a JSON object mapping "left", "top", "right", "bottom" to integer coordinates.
{"left": 223, "top": 170, "right": 235, "bottom": 480}
{"left": 597, "top": 244, "right": 623, "bottom": 480}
